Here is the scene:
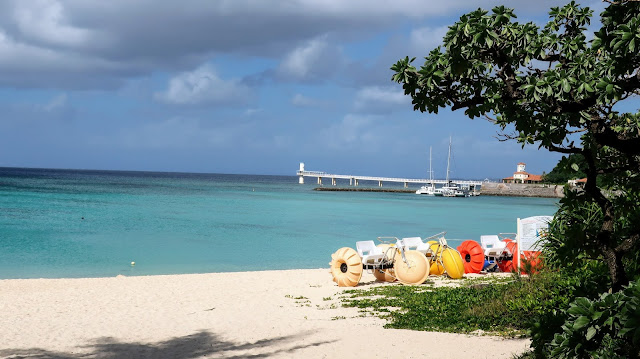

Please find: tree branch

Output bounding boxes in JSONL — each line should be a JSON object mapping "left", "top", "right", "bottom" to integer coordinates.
{"left": 451, "top": 96, "right": 484, "bottom": 111}
{"left": 616, "top": 233, "right": 640, "bottom": 253}
{"left": 592, "top": 120, "right": 640, "bottom": 156}
{"left": 547, "top": 144, "right": 582, "bottom": 154}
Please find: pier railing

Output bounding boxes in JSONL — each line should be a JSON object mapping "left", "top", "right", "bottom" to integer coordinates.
{"left": 296, "top": 170, "right": 483, "bottom": 187}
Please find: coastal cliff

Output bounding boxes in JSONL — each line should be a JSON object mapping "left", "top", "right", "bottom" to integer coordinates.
{"left": 480, "top": 182, "right": 564, "bottom": 198}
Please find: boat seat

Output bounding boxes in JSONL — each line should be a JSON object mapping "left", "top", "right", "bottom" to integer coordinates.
{"left": 356, "top": 240, "right": 385, "bottom": 264}
{"left": 398, "top": 237, "right": 430, "bottom": 255}
{"left": 481, "top": 235, "right": 506, "bottom": 257}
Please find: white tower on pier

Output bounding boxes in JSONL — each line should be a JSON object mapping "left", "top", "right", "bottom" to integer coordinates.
{"left": 298, "top": 162, "right": 305, "bottom": 184}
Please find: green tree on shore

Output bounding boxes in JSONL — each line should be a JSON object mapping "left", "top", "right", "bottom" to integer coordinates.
{"left": 391, "top": 1, "right": 640, "bottom": 292}
{"left": 542, "top": 153, "right": 587, "bottom": 184}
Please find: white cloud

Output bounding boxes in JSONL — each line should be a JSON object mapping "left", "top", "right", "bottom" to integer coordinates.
{"left": 155, "top": 64, "right": 252, "bottom": 106}
{"left": 277, "top": 36, "right": 345, "bottom": 82}
{"left": 13, "top": 0, "right": 95, "bottom": 48}
{"left": 280, "top": 38, "right": 326, "bottom": 78}
{"left": 354, "top": 86, "right": 409, "bottom": 113}
{"left": 0, "top": 0, "right": 574, "bottom": 89}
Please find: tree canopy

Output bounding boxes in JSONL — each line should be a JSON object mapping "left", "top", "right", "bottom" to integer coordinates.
{"left": 391, "top": 1, "right": 640, "bottom": 292}
{"left": 542, "top": 153, "right": 587, "bottom": 184}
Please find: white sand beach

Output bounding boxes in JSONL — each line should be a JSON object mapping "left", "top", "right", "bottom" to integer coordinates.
{"left": 0, "top": 269, "right": 529, "bottom": 358}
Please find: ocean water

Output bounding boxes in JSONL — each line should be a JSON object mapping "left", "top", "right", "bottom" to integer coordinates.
{"left": 0, "top": 167, "right": 559, "bottom": 279}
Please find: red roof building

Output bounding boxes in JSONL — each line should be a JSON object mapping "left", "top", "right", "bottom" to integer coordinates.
{"left": 502, "top": 163, "right": 543, "bottom": 184}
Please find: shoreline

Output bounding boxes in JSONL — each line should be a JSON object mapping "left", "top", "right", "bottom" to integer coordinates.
{"left": 314, "top": 186, "right": 563, "bottom": 198}
{"left": 0, "top": 268, "right": 530, "bottom": 358}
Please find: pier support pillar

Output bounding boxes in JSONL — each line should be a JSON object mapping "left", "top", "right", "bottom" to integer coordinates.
{"left": 404, "top": 182, "right": 408, "bottom": 188}
{"left": 317, "top": 177, "right": 322, "bottom": 185}
{"left": 299, "top": 176, "right": 304, "bottom": 184}
{"left": 354, "top": 179, "right": 359, "bottom": 186}
{"left": 332, "top": 178, "right": 336, "bottom": 186}
{"left": 378, "top": 181, "right": 383, "bottom": 187}
{"left": 350, "top": 178, "right": 352, "bottom": 186}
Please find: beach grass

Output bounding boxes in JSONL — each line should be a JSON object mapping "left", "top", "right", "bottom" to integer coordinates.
{"left": 341, "top": 270, "right": 585, "bottom": 337}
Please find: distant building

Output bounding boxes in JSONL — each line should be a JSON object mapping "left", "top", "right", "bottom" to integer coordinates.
{"left": 568, "top": 178, "right": 587, "bottom": 188}
{"left": 502, "top": 163, "right": 543, "bottom": 184}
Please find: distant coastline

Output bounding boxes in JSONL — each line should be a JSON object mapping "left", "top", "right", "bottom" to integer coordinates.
{"left": 314, "top": 183, "right": 564, "bottom": 198}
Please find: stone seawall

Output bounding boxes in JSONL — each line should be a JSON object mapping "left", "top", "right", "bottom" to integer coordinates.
{"left": 480, "top": 182, "right": 564, "bottom": 198}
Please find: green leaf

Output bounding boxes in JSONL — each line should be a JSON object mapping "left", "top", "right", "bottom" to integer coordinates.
{"left": 571, "top": 163, "right": 580, "bottom": 172}
{"left": 586, "top": 326, "right": 597, "bottom": 340}
{"left": 591, "top": 311, "right": 603, "bottom": 320}
{"left": 604, "top": 316, "right": 614, "bottom": 326}
{"left": 574, "top": 316, "right": 590, "bottom": 330}
{"left": 568, "top": 305, "right": 589, "bottom": 316}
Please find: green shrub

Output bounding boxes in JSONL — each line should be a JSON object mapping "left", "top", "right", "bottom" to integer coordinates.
{"left": 528, "top": 266, "right": 608, "bottom": 357}
{"left": 342, "top": 269, "right": 601, "bottom": 338}
{"left": 548, "top": 278, "right": 640, "bottom": 359}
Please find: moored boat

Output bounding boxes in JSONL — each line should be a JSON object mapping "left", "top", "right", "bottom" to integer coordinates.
{"left": 416, "top": 146, "right": 442, "bottom": 195}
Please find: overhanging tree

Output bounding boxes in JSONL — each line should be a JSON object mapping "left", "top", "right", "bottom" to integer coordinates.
{"left": 542, "top": 153, "right": 587, "bottom": 184}
{"left": 392, "top": 1, "right": 640, "bottom": 291}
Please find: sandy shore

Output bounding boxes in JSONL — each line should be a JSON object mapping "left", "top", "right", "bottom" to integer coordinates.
{"left": 0, "top": 269, "right": 529, "bottom": 358}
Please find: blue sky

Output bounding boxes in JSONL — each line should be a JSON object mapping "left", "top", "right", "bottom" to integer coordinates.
{"left": 0, "top": 0, "right": 632, "bottom": 180}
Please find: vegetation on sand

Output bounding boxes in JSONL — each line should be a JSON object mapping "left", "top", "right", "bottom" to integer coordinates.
{"left": 343, "top": 271, "right": 606, "bottom": 337}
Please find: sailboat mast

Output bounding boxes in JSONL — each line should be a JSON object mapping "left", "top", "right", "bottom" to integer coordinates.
{"left": 446, "top": 136, "right": 452, "bottom": 185}
{"left": 429, "top": 146, "right": 433, "bottom": 187}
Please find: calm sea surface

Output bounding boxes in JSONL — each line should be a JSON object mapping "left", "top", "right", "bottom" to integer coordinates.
{"left": 0, "top": 167, "right": 559, "bottom": 279}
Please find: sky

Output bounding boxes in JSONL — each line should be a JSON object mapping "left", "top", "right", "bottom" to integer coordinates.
{"left": 0, "top": 0, "right": 631, "bottom": 180}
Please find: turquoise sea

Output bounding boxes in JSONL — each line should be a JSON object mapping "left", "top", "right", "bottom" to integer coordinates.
{"left": 0, "top": 167, "right": 558, "bottom": 279}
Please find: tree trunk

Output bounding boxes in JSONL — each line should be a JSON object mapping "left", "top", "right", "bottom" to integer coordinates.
{"left": 581, "top": 143, "right": 631, "bottom": 292}
{"left": 603, "top": 247, "right": 629, "bottom": 292}
{"left": 599, "top": 203, "right": 629, "bottom": 292}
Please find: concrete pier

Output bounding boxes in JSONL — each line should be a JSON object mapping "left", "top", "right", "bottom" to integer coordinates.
{"left": 314, "top": 187, "right": 414, "bottom": 193}
{"left": 297, "top": 162, "right": 483, "bottom": 188}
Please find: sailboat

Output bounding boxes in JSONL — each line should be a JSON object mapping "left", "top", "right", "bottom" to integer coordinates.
{"left": 415, "top": 147, "right": 441, "bottom": 196}
{"left": 440, "top": 136, "right": 467, "bottom": 197}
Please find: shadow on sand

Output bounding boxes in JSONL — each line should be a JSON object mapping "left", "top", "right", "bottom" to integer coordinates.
{"left": 0, "top": 330, "right": 334, "bottom": 359}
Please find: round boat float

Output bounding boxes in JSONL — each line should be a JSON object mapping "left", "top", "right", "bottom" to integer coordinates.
{"left": 329, "top": 232, "right": 465, "bottom": 287}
